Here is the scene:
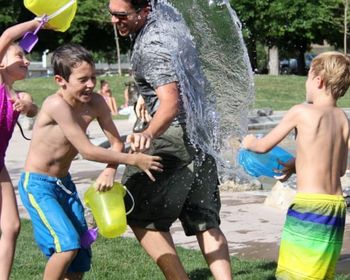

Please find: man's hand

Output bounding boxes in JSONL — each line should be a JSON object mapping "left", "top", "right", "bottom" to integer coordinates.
{"left": 127, "top": 131, "right": 153, "bottom": 153}
{"left": 135, "top": 95, "right": 152, "bottom": 123}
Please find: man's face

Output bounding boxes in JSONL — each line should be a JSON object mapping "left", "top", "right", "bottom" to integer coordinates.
{"left": 108, "top": 0, "right": 148, "bottom": 36}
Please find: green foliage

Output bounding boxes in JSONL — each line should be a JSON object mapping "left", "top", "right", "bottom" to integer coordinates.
{"left": 231, "top": 0, "right": 343, "bottom": 50}
{"left": 230, "top": 0, "right": 345, "bottom": 73}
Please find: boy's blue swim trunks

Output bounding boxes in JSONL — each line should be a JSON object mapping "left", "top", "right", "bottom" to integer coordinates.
{"left": 18, "top": 172, "right": 91, "bottom": 272}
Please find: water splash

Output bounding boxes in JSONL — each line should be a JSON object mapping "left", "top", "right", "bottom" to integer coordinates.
{"left": 150, "top": 1, "right": 255, "bottom": 183}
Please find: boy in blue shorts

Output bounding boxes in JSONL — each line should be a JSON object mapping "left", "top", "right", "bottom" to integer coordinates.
{"left": 18, "top": 43, "right": 162, "bottom": 280}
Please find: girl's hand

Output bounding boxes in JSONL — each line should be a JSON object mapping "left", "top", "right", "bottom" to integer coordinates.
{"left": 11, "top": 97, "right": 32, "bottom": 114}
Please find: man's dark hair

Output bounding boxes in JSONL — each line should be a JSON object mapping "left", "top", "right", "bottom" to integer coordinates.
{"left": 130, "top": 0, "right": 151, "bottom": 10}
{"left": 51, "top": 43, "right": 94, "bottom": 81}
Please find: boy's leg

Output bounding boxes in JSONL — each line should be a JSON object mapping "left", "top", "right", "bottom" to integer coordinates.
{"left": 18, "top": 173, "right": 91, "bottom": 278}
{"left": 0, "top": 167, "right": 20, "bottom": 280}
{"left": 43, "top": 250, "right": 78, "bottom": 280}
{"left": 196, "top": 228, "right": 232, "bottom": 280}
{"left": 131, "top": 226, "right": 189, "bottom": 280}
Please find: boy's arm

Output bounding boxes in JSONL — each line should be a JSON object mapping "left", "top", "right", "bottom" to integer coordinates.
{"left": 46, "top": 96, "right": 162, "bottom": 180}
{"left": 95, "top": 97, "right": 125, "bottom": 191}
{"left": 242, "top": 105, "right": 301, "bottom": 153}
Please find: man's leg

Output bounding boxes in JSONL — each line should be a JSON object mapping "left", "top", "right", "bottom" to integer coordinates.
{"left": 132, "top": 226, "right": 189, "bottom": 280}
{"left": 196, "top": 228, "right": 232, "bottom": 280}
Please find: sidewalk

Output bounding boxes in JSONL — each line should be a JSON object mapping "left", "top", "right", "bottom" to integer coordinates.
{"left": 6, "top": 118, "right": 350, "bottom": 275}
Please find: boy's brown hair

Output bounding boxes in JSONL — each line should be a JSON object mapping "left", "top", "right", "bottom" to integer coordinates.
{"left": 311, "top": 51, "right": 350, "bottom": 99}
{"left": 51, "top": 43, "right": 94, "bottom": 82}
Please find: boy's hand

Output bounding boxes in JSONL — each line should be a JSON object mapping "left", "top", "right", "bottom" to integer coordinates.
{"left": 133, "top": 153, "right": 163, "bottom": 181}
{"left": 274, "top": 158, "right": 296, "bottom": 182}
{"left": 242, "top": 134, "right": 257, "bottom": 149}
{"left": 95, "top": 168, "right": 117, "bottom": 192}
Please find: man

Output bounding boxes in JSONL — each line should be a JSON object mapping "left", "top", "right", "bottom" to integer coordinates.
{"left": 108, "top": 0, "right": 232, "bottom": 279}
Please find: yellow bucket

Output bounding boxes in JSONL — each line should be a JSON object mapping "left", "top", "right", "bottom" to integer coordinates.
{"left": 24, "top": 0, "right": 77, "bottom": 32}
{"left": 84, "top": 182, "right": 134, "bottom": 238}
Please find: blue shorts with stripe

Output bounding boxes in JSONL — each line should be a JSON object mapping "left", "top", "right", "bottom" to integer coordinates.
{"left": 18, "top": 172, "right": 91, "bottom": 272}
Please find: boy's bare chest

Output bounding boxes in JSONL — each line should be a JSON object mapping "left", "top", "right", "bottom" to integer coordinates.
{"left": 73, "top": 106, "right": 96, "bottom": 130}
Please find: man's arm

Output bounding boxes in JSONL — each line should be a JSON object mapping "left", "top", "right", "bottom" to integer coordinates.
{"left": 128, "top": 82, "right": 179, "bottom": 152}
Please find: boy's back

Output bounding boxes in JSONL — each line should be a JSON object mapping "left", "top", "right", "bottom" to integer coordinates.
{"left": 293, "top": 103, "right": 349, "bottom": 195}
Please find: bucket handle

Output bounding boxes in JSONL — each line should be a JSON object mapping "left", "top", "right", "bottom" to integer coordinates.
{"left": 123, "top": 185, "right": 135, "bottom": 215}
{"left": 47, "top": 0, "right": 76, "bottom": 20}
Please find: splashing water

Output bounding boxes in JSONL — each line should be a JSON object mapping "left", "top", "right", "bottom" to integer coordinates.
{"left": 149, "top": 0, "right": 255, "bottom": 183}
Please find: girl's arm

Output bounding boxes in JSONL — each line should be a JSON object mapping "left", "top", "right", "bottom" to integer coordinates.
{"left": 0, "top": 20, "right": 41, "bottom": 63}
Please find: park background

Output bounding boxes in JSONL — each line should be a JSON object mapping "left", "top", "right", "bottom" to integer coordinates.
{"left": 4, "top": 0, "right": 350, "bottom": 279}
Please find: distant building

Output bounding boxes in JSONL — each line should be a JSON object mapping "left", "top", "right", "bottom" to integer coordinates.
{"left": 27, "top": 50, "right": 131, "bottom": 78}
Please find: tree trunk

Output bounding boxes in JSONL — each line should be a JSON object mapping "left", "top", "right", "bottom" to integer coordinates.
{"left": 247, "top": 39, "right": 258, "bottom": 73}
{"left": 268, "top": 46, "right": 279, "bottom": 75}
{"left": 296, "top": 43, "right": 307, "bottom": 75}
{"left": 345, "top": 0, "right": 348, "bottom": 53}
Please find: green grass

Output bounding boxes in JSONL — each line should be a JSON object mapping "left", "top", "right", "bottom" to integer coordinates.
{"left": 15, "top": 74, "right": 350, "bottom": 112}
{"left": 254, "top": 74, "right": 350, "bottom": 110}
{"left": 12, "top": 220, "right": 350, "bottom": 279}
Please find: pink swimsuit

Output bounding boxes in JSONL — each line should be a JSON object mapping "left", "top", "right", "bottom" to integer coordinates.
{"left": 0, "top": 84, "right": 19, "bottom": 170}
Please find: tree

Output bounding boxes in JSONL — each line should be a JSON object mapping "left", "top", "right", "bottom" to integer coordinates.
{"left": 230, "top": 0, "right": 344, "bottom": 75}
{"left": 344, "top": 0, "right": 349, "bottom": 53}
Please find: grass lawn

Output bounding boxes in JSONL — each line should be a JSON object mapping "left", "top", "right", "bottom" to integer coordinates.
{"left": 254, "top": 74, "right": 350, "bottom": 110}
{"left": 12, "top": 220, "right": 350, "bottom": 279}
{"left": 15, "top": 74, "right": 350, "bottom": 112}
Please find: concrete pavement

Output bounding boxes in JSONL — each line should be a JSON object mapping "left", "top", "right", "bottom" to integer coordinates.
{"left": 6, "top": 117, "right": 350, "bottom": 275}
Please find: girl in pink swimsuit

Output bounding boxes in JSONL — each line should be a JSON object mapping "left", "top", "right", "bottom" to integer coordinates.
{"left": 0, "top": 20, "right": 42, "bottom": 278}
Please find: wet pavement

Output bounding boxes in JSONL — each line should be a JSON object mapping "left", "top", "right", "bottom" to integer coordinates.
{"left": 6, "top": 117, "right": 350, "bottom": 276}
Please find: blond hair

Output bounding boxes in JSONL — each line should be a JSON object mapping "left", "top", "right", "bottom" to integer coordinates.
{"left": 311, "top": 51, "right": 350, "bottom": 99}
